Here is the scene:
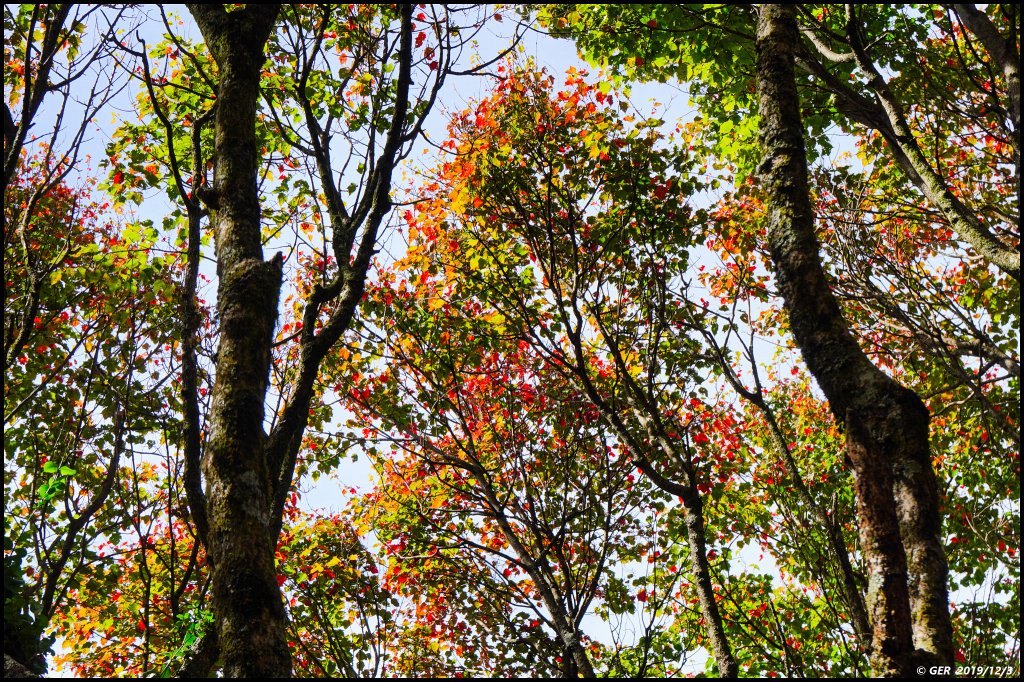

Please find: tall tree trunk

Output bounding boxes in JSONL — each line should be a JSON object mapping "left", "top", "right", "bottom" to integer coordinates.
{"left": 186, "top": 5, "right": 290, "bottom": 677}
{"left": 678, "top": 486, "right": 739, "bottom": 678}
{"left": 754, "top": 4, "right": 953, "bottom": 675}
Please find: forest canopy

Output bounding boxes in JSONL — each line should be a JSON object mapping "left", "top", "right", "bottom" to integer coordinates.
{"left": 3, "top": 4, "right": 1019, "bottom": 678}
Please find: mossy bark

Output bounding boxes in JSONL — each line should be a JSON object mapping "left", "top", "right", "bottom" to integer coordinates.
{"left": 755, "top": 4, "right": 953, "bottom": 675}
{"left": 186, "top": 5, "right": 289, "bottom": 677}
{"left": 679, "top": 486, "right": 739, "bottom": 678}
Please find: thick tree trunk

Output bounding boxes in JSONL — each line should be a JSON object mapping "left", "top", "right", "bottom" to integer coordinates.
{"left": 186, "top": 5, "right": 289, "bottom": 677}
{"left": 4, "top": 654, "right": 37, "bottom": 679}
{"left": 754, "top": 4, "right": 953, "bottom": 675}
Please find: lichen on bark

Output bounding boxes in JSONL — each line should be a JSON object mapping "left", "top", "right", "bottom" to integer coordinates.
{"left": 754, "top": 4, "right": 953, "bottom": 675}
{"left": 186, "top": 4, "right": 291, "bottom": 677}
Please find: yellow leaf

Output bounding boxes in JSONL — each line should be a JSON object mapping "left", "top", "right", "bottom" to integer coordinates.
{"left": 481, "top": 311, "right": 506, "bottom": 327}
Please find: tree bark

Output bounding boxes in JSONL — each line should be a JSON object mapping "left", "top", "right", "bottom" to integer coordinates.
{"left": 186, "top": 5, "right": 289, "bottom": 677}
{"left": 4, "top": 654, "right": 37, "bottom": 679}
{"left": 678, "top": 486, "right": 739, "bottom": 678}
{"left": 951, "top": 4, "right": 1020, "bottom": 138}
{"left": 755, "top": 4, "right": 954, "bottom": 675}
{"left": 841, "top": 5, "right": 1019, "bottom": 283}
{"left": 792, "top": 5, "right": 1020, "bottom": 282}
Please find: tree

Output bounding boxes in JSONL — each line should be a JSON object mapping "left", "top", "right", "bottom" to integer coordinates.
{"left": 377, "top": 63, "right": 754, "bottom": 674}
{"left": 3, "top": 7, "right": 185, "bottom": 676}
{"left": 7, "top": 3, "right": 512, "bottom": 675}
{"left": 754, "top": 5, "right": 947, "bottom": 672}
{"left": 544, "top": 4, "right": 1019, "bottom": 280}
{"left": 91, "top": 3, "right": 508, "bottom": 674}
{"left": 104, "top": 3, "right": 511, "bottom": 675}
{"left": 5, "top": 4, "right": 1017, "bottom": 677}
{"left": 173, "top": 7, "right": 291, "bottom": 675}
{"left": 347, "top": 256, "right": 667, "bottom": 676}
{"left": 543, "top": 2, "right": 1018, "bottom": 673}
{"left": 276, "top": 510, "right": 397, "bottom": 678}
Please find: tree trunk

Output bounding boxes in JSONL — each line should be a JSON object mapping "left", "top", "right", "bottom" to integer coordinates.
{"left": 186, "top": 5, "right": 290, "bottom": 677}
{"left": 754, "top": 4, "right": 953, "bottom": 675}
{"left": 679, "top": 486, "right": 739, "bottom": 678}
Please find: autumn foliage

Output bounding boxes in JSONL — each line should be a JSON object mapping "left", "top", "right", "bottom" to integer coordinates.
{"left": 4, "top": 4, "right": 1019, "bottom": 679}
